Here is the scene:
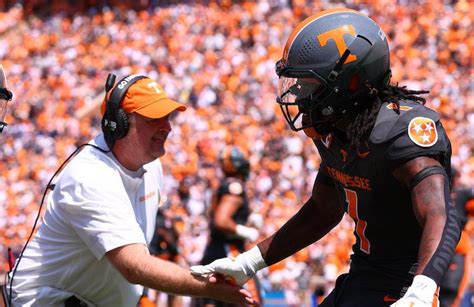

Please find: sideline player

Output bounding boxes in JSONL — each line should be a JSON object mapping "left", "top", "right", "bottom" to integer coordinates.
{"left": 194, "top": 146, "right": 262, "bottom": 306}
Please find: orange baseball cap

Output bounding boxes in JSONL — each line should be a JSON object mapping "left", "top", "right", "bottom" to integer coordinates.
{"left": 101, "top": 77, "right": 187, "bottom": 118}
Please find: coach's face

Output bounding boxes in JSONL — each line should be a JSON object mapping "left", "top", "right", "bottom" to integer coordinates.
{"left": 134, "top": 112, "right": 172, "bottom": 160}
{"left": 0, "top": 97, "right": 8, "bottom": 133}
{"left": 116, "top": 112, "right": 173, "bottom": 170}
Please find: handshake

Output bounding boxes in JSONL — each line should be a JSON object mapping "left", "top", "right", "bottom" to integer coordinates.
{"left": 191, "top": 247, "right": 439, "bottom": 307}
{"left": 190, "top": 246, "right": 267, "bottom": 285}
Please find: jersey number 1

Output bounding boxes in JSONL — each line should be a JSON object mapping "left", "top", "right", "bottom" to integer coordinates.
{"left": 344, "top": 188, "right": 370, "bottom": 254}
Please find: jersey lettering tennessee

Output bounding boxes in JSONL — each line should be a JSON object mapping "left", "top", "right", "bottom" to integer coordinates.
{"left": 327, "top": 166, "right": 371, "bottom": 191}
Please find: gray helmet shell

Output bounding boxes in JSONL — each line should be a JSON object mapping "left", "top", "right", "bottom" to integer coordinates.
{"left": 276, "top": 9, "right": 391, "bottom": 135}
{"left": 219, "top": 146, "right": 250, "bottom": 179}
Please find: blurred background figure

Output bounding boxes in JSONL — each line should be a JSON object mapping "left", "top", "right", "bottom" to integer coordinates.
{"left": 194, "top": 146, "right": 263, "bottom": 307}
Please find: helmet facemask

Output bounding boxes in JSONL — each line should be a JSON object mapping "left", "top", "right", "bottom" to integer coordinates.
{"left": 276, "top": 57, "right": 360, "bottom": 137}
{"left": 276, "top": 68, "right": 329, "bottom": 133}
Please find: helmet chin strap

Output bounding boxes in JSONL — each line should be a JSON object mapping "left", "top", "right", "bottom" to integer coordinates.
{"left": 303, "top": 126, "right": 327, "bottom": 140}
{"left": 304, "top": 102, "right": 355, "bottom": 140}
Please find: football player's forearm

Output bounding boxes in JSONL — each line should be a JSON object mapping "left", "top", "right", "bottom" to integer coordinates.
{"left": 258, "top": 186, "right": 343, "bottom": 266}
{"left": 412, "top": 173, "right": 461, "bottom": 284}
{"left": 412, "top": 174, "right": 446, "bottom": 271}
{"left": 394, "top": 156, "right": 462, "bottom": 284}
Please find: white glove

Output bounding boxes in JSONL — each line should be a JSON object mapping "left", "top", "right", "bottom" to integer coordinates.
{"left": 248, "top": 213, "right": 264, "bottom": 228}
{"left": 190, "top": 246, "right": 267, "bottom": 285}
{"left": 391, "top": 275, "right": 438, "bottom": 307}
{"left": 235, "top": 224, "right": 259, "bottom": 242}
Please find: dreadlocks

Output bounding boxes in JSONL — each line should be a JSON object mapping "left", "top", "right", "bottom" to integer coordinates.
{"left": 346, "top": 84, "right": 430, "bottom": 150}
{"left": 380, "top": 84, "right": 429, "bottom": 108}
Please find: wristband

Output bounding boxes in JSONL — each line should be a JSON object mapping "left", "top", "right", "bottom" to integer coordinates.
{"left": 239, "top": 246, "right": 267, "bottom": 276}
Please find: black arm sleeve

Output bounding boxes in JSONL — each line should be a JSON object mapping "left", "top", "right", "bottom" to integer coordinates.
{"left": 421, "top": 175, "right": 462, "bottom": 284}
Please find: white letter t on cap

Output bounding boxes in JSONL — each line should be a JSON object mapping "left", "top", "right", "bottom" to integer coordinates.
{"left": 148, "top": 82, "right": 162, "bottom": 94}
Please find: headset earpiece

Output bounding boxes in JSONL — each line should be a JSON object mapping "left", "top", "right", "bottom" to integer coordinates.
{"left": 114, "top": 108, "right": 129, "bottom": 139}
{"left": 101, "top": 73, "right": 147, "bottom": 149}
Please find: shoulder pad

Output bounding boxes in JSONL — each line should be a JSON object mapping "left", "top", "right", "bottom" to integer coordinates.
{"left": 219, "top": 177, "right": 244, "bottom": 196}
{"left": 370, "top": 100, "right": 440, "bottom": 144}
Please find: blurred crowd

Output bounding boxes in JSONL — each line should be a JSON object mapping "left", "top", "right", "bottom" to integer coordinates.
{"left": 0, "top": 0, "right": 472, "bottom": 305}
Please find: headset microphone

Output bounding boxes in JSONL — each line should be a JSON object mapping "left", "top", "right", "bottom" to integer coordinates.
{"left": 103, "top": 74, "right": 117, "bottom": 133}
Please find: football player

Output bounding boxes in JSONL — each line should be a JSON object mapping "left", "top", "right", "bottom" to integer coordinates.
{"left": 194, "top": 146, "right": 262, "bottom": 307}
{"left": 191, "top": 8, "right": 461, "bottom": 307}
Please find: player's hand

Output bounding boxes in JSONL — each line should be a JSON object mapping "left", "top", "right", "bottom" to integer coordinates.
{"left": 236, "top": 224, "right": 259, "bottom": 242}
{"left": 190, "top": 255, "right": 253, "bottom": 285}
{"left": 391, "top": 296, "right": 439, "bottom": 307}
{"left": 391, "top": 275, "right": 438, "bottom": 307}
{"left": 248, "top": 213, "right": 264, "bottom": 228}
{"left": 190, "top": 246, "right": 267, "bottom": 286}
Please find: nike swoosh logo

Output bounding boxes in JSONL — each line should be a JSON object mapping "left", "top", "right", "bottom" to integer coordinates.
{"left": 357, "top": 151, "right": 370, "bottom": 158}
{"left": 383, "top": 295, "right": 398, "bottom": 302}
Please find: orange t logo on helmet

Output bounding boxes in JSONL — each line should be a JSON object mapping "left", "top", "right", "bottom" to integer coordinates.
{"left": 317, "top": 25, "right": 358, "bottom": 64}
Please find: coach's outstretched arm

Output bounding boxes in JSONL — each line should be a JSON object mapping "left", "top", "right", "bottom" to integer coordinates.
{"left": 106, "top": 243, "right": 259, "bottom": 305}
{"left": 191, "top": 170, "right": 344, "bottom": 285}
{"left": 391, "top": 156, "right": 462, "bottom": 307}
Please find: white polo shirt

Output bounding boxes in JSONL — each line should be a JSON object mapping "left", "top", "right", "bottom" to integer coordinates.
{"left": 10, "top": 134, "right": 163, "bottom": 306}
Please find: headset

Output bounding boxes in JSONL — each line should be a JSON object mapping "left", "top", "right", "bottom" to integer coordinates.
{"left": 101, "top": 73, "right": 147, "bottom": 149}
{"left": 6, "top": 73, "right": 148, "bottom": 305}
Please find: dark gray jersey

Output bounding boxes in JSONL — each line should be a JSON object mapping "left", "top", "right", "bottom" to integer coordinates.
{"left": 315, "top": 100, "right": 451, "bottom": 260}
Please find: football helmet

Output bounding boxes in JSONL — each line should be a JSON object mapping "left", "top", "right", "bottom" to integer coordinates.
{"left": 219, "top": 146, "right": 250, "bottom": 179}
{"left": 276, "top": 8, "right": 391, "bottom": 138}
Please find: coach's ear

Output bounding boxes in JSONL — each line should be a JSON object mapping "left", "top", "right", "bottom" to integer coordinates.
{"left": 0, "top": 65, "right": 8, "bottom": 89}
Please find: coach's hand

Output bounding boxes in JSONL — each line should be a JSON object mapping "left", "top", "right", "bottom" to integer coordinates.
{"left": 201, "top": 274, "right": 260, "bottom": 306}
{"left": 190, "top": 246, "right": 267, "bottom": 286}
{"left": 391, "top": 275, "right": 438, "bottom": 307}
